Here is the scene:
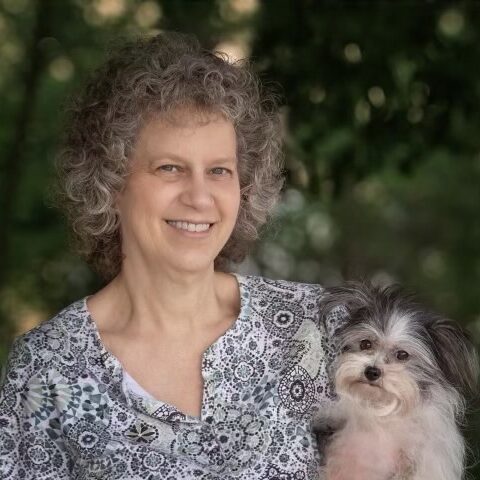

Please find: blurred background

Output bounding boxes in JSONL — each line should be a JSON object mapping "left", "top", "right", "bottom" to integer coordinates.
{"left": 0, "top": 0, "right": 479, "bottom": 475}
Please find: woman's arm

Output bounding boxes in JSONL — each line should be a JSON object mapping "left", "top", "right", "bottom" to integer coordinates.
{"left": 0, "top": 337, "right": 70, "bottom": 479}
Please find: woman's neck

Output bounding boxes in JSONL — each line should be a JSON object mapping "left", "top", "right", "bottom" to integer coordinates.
{"left": 88, "top": 265, "right": 240, "bottom": 339}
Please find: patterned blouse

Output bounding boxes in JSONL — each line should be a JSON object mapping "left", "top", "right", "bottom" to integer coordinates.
{"left": 0, "top": 274, "right": 340, "bottom": 480}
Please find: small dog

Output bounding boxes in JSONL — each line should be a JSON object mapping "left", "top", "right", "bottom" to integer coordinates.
{"left": 315, "top": 282, "right": 479, "bottom": 480}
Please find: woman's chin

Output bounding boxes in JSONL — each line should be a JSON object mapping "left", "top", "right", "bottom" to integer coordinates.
{"left": 173, "top": 262, "right": 214, "bottom": 274}
{"left": 160, "top": 253, "right": 219, "bottom": 275}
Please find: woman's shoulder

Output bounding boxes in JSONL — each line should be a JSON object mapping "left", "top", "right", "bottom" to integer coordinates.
{"left": 240, "top": 274, "right": 325, "bottom": 327}
{"left": 15, "top": 297, "right": 89, "bottom": 345}
{"left": 2, "top": 298, "right": 91, "bottom": 375}
{"left": 242, "top": 273, "right": 324, "bottom": 299}
{"left": 241, "top": 274, "right": 345, "bottom": 338}
{"left": 239, "top": 275, "right": 324, "bottom": 294}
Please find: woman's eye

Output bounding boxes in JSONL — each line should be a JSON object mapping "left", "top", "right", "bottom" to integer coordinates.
{"left": 210, "top": 167, "right": 231, "bottom": 175}
{"left": 360, "top": 339, "right": 372, "bottom": 350}
{"left": 396, "top": 350, "right": 409, "bottom": 361}
{"left": 158, "top": 164, "right": 180, "bottom": 172}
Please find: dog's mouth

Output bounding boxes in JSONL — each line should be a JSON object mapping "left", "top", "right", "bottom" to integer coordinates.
{"left": 361, "top": 380, "right": 382, "bottom": 388}
{"left": 349, "top": 379, "right": 388, "bottom": 402}
{"left": 354, "top": 378, "right": 383, "bottom": 388}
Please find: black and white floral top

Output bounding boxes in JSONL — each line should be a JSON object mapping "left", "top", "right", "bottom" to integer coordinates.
{"left": 0, "top": 275, "right": 340, "bottom": 479}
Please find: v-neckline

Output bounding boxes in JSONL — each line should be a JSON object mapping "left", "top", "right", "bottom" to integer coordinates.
{"left": 82, "top": 272, "right": 249, "bottom": 423}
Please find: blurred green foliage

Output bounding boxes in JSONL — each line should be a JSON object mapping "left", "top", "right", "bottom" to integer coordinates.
{"left": 0, "top": 0, "right": 479, "bottom": 475}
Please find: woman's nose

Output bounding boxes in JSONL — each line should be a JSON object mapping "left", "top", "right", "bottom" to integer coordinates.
{"left": 180, "top": 175, "right": 214, "bottom": 208}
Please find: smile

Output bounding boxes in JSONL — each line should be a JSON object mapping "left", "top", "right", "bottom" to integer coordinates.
{"left": 166, "top": 220, "right": 213, "bottom": 233}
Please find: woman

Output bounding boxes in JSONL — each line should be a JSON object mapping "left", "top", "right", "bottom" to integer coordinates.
{"left": 0, "top": 32, "right": 338, "bottom": 479}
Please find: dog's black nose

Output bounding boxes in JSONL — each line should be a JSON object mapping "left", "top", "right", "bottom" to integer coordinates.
{"left": 364, "top": 366, "right": 381, "bottom": 381}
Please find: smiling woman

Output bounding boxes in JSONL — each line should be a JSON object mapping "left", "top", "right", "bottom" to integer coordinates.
{"left": 57, "top": 33, "right": 283, "bottom": 280}
{"left": 0, "top": 32, "right": 343, "bottom": 480}
{"left": 116, "top": 110, "right": 241, "bottom": 276}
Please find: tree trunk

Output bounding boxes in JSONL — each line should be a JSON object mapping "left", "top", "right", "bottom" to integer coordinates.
{"left": 0, "top": 1, "right": 51, "bottom": 288}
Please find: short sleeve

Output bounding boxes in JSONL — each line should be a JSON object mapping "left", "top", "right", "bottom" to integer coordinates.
{"left": 1, "top": 338, "right": 32, "bottom": 478}
{"left": 323, "top": 304, "right": 349, "bottom": 345}
{"left": 0, "top": 337, "right": 70, "bottom": 479}
{"left": 316, "top": 293, "right": 351, "bottom": 400}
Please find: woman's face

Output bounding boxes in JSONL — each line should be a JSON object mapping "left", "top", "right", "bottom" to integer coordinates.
{"left": 116, "top": 109, "right": 241, "bottom": 275}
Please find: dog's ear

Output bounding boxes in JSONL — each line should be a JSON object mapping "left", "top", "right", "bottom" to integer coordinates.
{"left": 427, "top": 318, "right": 479, "bottom": 398}
{"left": 318, "top": 281, "right": 376, "bottom": 337}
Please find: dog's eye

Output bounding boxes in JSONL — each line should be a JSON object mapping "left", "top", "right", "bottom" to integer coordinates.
{"left": 360, "top": 339, "right": 372, "bottom": 350}
{"left": 396, "top": 350, "right": 409, "bottom": 360}
{"left": 342, "top": 345, "right": 351, "bottom": 353}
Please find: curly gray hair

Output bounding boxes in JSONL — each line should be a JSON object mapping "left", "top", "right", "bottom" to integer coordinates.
{"left": 56, "top": 32, "right": 284, "bottom": 280}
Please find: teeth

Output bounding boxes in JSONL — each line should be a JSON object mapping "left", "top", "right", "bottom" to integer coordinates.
{"left": 167, "top": 221, "right": 211, "bottom": 232}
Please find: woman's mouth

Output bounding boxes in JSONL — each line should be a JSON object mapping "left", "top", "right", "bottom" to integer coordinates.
{"left": 166, "top": 220, "right": 213, "bottom": 233}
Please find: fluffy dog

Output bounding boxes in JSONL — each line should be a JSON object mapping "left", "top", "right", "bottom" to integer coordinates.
{"left": 315, "top": 282, "right": 479, "bottom": 480}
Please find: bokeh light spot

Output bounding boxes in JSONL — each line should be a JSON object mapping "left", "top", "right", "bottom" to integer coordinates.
{"left": 309, "top": 85, "right": 326, "bottom": 104}
{"left": 49, "top": 56, "right": 74, "bottom": 82}
{"left": 215, "top": 34, "right": 251, "bottom": 61}
{"left": 354, "top": 99, "right": 371, "bottom": 124}
{"left": 368, "top": 86, "right": 386, "bottom": 108}
{"left": 135, "top": 1, "right": 162, "bottom": 28}
{"left": 344, "top": 43, "right": 362, "bottom": 63}
{"left": 421, "top": 249, "right": 446, "bottom": 279}
{"left": 230, "top": 0, "right": 258, "bottom": 15}
{"left": 94, "top": 0, "right": 126, "bottom": 18}
{"left": 1, "top": 0, "right": 29, "bottom": 15}
{"left": 438, "top": 9, "right": 465, "bottom": 37}
{"left": 220, "top": 0, "right": 259, "bottom": 21}
{"left": 407, "top": 106, "right": 423, "bottom": 124}
{"left": 1, "top": 40, "right": 24, "bottom": 64}
{"left": 306, "top": 212, "right": 334, "bottom": 250}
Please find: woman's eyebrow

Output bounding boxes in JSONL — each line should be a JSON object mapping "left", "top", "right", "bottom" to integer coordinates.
{"left": 149, "top": 154, "right": 237, "bottom": 165}
{"left": 207, "top": 157, "right": 237, "bottom": 165}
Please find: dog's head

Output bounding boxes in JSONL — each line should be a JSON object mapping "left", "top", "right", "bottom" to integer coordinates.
{"left": 320, "top": 282, "right": 479, "bottom": 418}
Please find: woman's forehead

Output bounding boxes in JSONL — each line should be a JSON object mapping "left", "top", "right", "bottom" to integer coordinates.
{"left": 131, "top": 108, "right": 237, "bottom": 164}
{"left": 149, "top": 105, "right": 230, "bottom": 128}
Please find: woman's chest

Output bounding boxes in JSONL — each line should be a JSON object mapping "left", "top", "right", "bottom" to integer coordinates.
{"left": 99, "top": 311, "right": 239, "bottom": 418}
{"left": 124, "top": 350, "right": 205, "bottom": 417}
{"left": 39, "top": 307, "right": 331, "bottom": 477}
